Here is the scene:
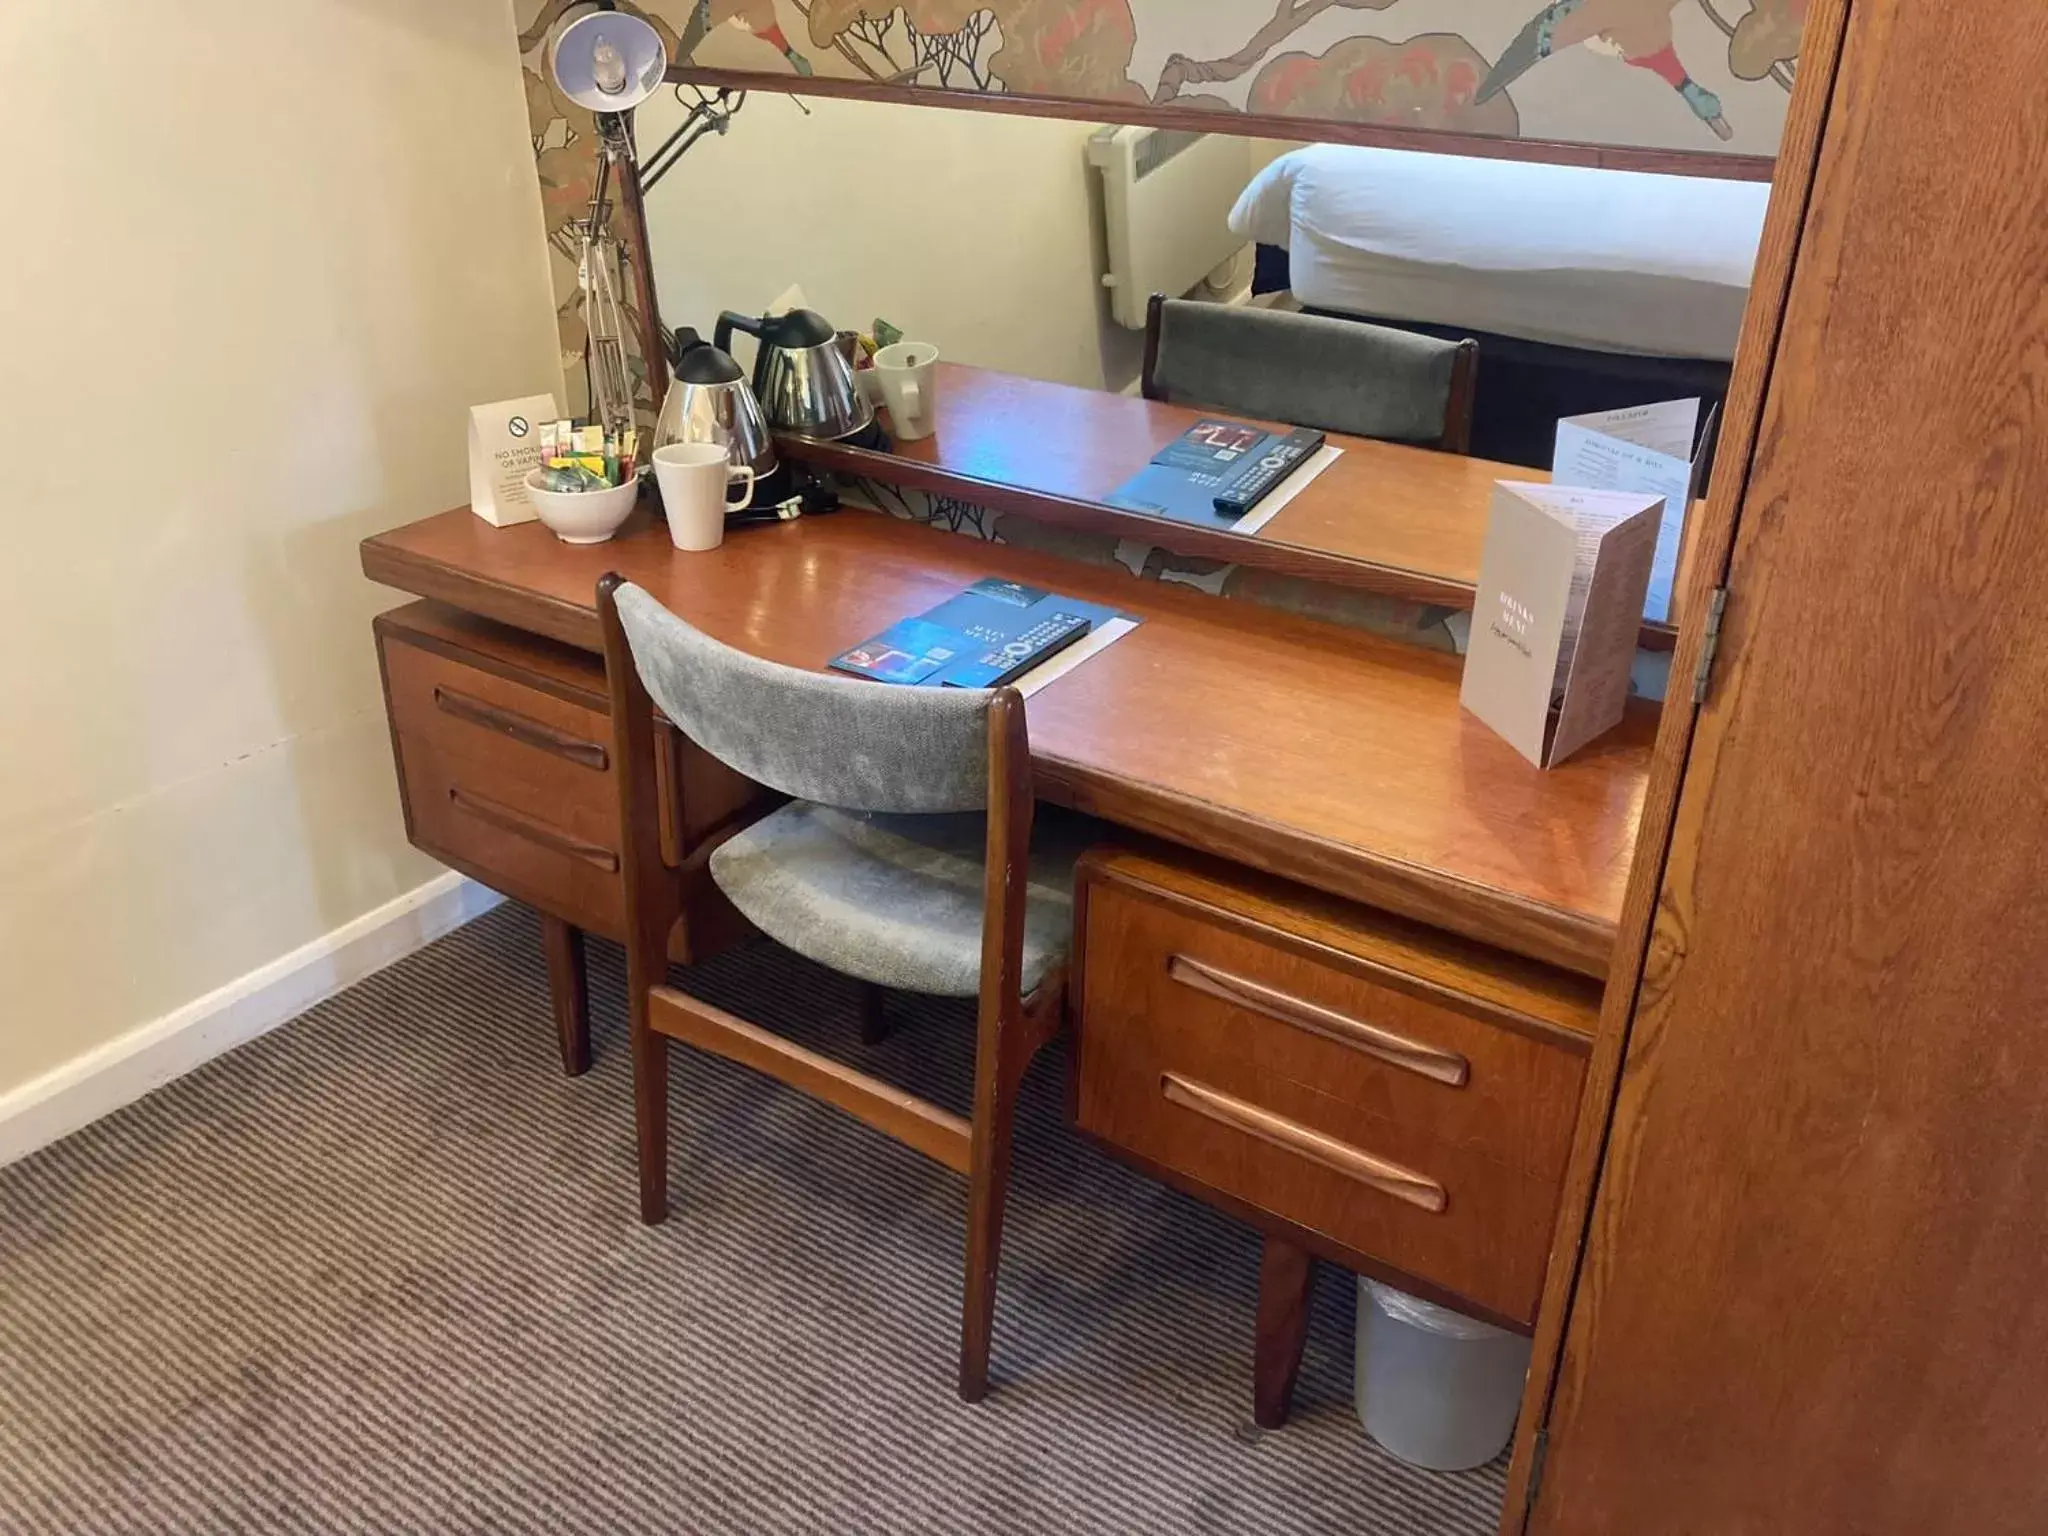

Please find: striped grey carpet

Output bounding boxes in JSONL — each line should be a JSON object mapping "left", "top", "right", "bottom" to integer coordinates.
{"left": 0, "top": 903, "right": 1506, "bottom": 1534}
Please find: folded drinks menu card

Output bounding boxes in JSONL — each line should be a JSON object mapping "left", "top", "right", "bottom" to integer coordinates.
{"left": 1551, "top": 398, "right": 1717, "bottom": 625}
{"left": 1460, "top": 482, "right": 1663, "bottom": 769}
{"left": 830, "top": 578, "right": 1132, "bottom": 689}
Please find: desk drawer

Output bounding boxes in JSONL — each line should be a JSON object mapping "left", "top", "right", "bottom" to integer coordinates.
{"left": 385, "top": 630, "right": 613, "bottom": 776}
{"left": 380, "top": 626, "right": 625, "bottom": 939}
{"left": 1073, "top": 851, "right": 1595, "bottom": 1325}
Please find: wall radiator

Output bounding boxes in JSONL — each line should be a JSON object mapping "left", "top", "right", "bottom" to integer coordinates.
{"left": 1087, "top": 125, "right": 1251, "bottom": 330}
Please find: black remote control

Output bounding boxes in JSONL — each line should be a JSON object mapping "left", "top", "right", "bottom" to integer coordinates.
{"left": 1213, "top": 427, "right": 1326, "bottom": 518}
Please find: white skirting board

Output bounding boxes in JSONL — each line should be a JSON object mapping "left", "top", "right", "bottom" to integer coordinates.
{"left": 0, "top": 872, "right": 502, "bottom": 1169}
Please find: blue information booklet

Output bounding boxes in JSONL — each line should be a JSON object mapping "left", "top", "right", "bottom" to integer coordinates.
{"left": 830, "top": 578, "right": 1123, "bottom": 689}
{"left": 1106, "top": 419, "right": 1282, "bottom": 529}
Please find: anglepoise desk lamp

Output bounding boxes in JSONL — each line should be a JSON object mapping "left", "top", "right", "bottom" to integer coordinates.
{"left": 544, "top": 4, "right": 747, "bottom": 436}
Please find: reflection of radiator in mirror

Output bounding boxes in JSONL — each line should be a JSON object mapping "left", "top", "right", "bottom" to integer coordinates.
{"left": 1088, "top": 126, "right": 1253, "bottom": 330}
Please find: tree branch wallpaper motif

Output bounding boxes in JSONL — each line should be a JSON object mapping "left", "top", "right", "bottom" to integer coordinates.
{"left": 674, "top": 1, "right": 1801, "bottom": 158}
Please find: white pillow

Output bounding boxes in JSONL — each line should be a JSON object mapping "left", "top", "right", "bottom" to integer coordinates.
{"left": 1227, "top": 152, "right": 1304, "bottom": 249}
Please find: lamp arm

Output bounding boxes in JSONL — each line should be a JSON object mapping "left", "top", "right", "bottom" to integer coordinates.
{"left": 640, "top": 90, "right": 747, "bottom": 194}
{"left": 611, "top": 113, "right": 670, "bottom": 421}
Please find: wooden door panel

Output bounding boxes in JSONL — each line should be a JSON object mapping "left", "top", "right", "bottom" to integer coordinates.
{"left": 1533, "top": 4, "right": 2048, "bottom": 1533}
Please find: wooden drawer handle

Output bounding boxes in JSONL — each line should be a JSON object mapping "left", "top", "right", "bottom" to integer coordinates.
{"left": 1167, "top": 954, "right": 1470, "bottom": 1088}
{"left": 448, "top": 787, "right": 619, "bottom": 873}
{"left": 433, "top": 686, "right": 608, "bottom": 771}
{"left": 1161, "top": 1072, "right": 1448, "bottom": 1214}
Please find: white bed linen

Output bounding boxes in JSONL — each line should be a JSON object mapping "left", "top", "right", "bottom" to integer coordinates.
{"left": 1229, "top": 146, "right": 1770, "bottom": 361}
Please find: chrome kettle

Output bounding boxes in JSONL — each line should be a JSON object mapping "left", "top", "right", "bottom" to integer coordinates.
{"left": 653, "top": 327, "right": 777, "bottom": 479}
{"left": 715, "top": 307, "right": 873, "bottom": 441}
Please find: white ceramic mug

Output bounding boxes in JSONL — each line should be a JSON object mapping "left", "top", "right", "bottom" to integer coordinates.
{"left": 873, "top": 341, "right": 940, "bottom": 442}
{"left": 653, "top": 442, "right": 755, "bottom": 552}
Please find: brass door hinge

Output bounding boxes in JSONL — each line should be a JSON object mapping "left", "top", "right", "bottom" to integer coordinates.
{"left": 1692, "top": 586, "right": 1730, "bottom": 705}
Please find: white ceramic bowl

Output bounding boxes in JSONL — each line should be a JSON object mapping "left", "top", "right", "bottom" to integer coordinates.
{"left": 524, "top": 469, "right": 641, "bottom": 545}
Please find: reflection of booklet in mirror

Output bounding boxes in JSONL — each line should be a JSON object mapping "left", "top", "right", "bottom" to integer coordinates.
{"left": 1106, "top": 419, "right": 1332, "bottom": 533}
{"left": 1551, "top": 399, "right": 1717, "bottom": 625}
{"left": 830, "top": 577, "right": 1129, "bottom": 690}
{"left": 1460, "top": 482, "right": 1662, "bottom": 769}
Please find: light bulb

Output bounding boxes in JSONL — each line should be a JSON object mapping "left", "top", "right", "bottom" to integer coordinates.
{"left": 591, "top": 33, "right": 628, "bottom": 96}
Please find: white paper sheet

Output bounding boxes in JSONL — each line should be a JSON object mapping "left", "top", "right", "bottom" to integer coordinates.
{"left": 1241, "top": 445, "right": 1344, "bottom": 537}
{"left": 1016, "top": 617, "right": 1139, "bottom": 696}
{"left": 1568, "top": 399, "right": 1700, "bottom": 459}
{"left": 1552, "top": 399, "right": 1701, "bottom": 625}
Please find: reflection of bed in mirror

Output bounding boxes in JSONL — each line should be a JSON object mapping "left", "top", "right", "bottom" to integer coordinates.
{"left": 1231, "top": 146, "right": 1772, "bottom": 468}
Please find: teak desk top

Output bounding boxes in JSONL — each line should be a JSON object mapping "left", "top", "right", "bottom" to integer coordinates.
{"left": 780, "top": 363, "right": 1515, "bottom": 604}
{"left": 361, "top": 504, "right": 1655, "bottom": 978}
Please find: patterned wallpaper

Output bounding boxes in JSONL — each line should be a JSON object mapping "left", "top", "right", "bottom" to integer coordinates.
{"left": 675, "top": 2, "right": 1801, "bottom": 159}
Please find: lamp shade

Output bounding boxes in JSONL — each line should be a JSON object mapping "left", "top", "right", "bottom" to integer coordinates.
{"left": 550, "top": 9, "right": 668, "bottom": 113}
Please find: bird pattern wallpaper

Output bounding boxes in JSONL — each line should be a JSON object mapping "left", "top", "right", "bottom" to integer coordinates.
{"left": 665, "top": 1, "right": 1802, "bottom": 158}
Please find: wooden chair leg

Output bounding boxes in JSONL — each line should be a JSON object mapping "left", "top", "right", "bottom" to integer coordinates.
{"left": 959, "top": 1050, "right": 1018, "bottom": 1403}
{"left": 1254, "top": 1235, "right": 1314, "bottom": 1429}
{"left": 959, "top": 1050, "right": 1015, "bottom": 1402}
{"left": 627, "top": 905, "right": 670, "bottom": 1226}
{"left": 540, "top": 915, "right": 592, "bottom": 1077}
{"left": 599, "top": 571, "right": 683, "bottom": 1228}
{"left": 959, "top": 976, "right": 1065, "bottom": 1403}
{"left": 633, "top": 1016, "right": 670, "bottom": 1225}
{"left": 858, "top": 981, "right": 891, "bottom": 1046}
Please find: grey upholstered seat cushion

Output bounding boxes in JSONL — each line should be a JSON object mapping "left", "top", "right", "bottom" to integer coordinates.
{"left": 1152, "top": 299, "right": 1462, "bottom": 445}
{"left": 708, "top": 803, "right": 1101, "bottom": 997}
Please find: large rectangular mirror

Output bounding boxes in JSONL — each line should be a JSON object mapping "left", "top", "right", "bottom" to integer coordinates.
{"left": 636, "top": 87, "right": 1769, "bottom": 626}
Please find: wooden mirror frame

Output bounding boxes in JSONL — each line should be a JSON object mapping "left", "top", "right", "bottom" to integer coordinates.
{"left": 664, "top": 65, "right": 1775, "bottom": 184}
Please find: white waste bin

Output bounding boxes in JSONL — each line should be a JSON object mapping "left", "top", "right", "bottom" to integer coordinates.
{"left": 1356, "top": 1278, "right": 1532, "bottom": 1471}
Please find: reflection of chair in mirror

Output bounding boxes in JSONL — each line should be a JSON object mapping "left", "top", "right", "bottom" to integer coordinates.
{"left": 1142, "top": 294, "right": 1480, "bottom": 454}
{"left": 598, "top": 576, "right": 1094, "bottom": 1403}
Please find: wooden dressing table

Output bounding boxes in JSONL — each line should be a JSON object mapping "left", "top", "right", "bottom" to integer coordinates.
{"left": 362, "top": 490, "right": 1651, "bottom": 1421}
{"left": 365, "top": 505, "right": 1650, "bottom": 973}
{"left": 476, "top": 3, "right": 2046, "bottom": 1526}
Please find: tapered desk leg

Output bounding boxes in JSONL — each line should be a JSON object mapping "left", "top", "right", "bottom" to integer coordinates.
{"left": 1254, "top": 1235, "right": 1314, "bottom": 1430}
{"left": 541, "top": 915, "right": 592, "bottom": 1077}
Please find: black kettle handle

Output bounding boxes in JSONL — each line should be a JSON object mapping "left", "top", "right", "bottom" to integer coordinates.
{"left": 714, "top": 310, "right": 763, "bottom": 356}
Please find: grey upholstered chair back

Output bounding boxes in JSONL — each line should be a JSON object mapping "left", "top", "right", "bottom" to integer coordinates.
{"left": 612, "top": 582, "right": 992, "bottom": 814}
{"left": 1148, "top": 299, "right": 1465, "bottom": 446}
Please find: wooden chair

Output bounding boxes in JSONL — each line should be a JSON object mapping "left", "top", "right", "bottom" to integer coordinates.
{"left": 597, "top": 575, "right": 1089, "bottom": 1402}
{"left": 1142, "top": 293, "right": 1480, "bottom": 454}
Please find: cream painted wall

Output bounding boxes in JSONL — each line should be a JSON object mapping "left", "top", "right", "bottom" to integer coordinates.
{"left": 0, "top": 1, "right": 560, "bottom": 1096}
{"left": 637, "top": 92, "right": 1152, "bottom": 393}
